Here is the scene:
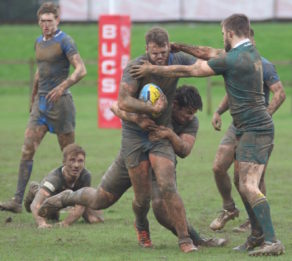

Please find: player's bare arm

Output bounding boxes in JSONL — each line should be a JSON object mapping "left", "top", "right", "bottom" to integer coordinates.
{"left": 31, "top": 188, "right": 52, "bottom": 228}
{"left": 212, "top": 94, "right": 229, "bottom": 131}
{"left": 149, "top": 126, "right": 195, "bottom": 158}
{"left": 59, "top": 204, "right": 85, "bottom": 227}
{"left": 110, "top": 102, "right": 156, "bottom": 131}
{"left": 171, "top": 43, "right": 224, "bottom": 60}
{"left": 118, "top": 81, "right": 167, "bottom": 115}
{"left": 30, "top": 70, "right": 39, "bottom": 112}
{"left": 130, "top": 59, "right": 215, "bottom": 79}
{"left": 46, "top": 53, "right": 87, "bottom": 102}
{"left": 267, "top": 81, "right": 286, "bottom": 116}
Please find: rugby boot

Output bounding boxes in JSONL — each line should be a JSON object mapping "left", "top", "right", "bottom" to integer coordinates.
{"left": 38, "top": 189, "right": 73, "bottom": 217}
{"left": 232, "top": 219, "right": 251, "bottom": 233}
{"left": 0, "top": 197, "right": 22, "bottom": 213}
{"left": 24, "top": 181, "right": 40, "bottom": 212}
{"left": 198, "top": 237, "right": 228, "bottom": 247}
{"left": 248, "top": 240, "right": 285, "bottom": 256}
{"left": 233, "top": 234, "right": 264, "bottom": 252}
{"left": 179, "top": 241, "right": 198, "bottom": 253}
{"left": 134, "top": 222, "right": 153, "bottom": 248}
{"left": 209, "top": 208, "right": 239, "bottom": 231}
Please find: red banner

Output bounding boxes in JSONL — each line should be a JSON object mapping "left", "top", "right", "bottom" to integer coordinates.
{"left": 97, "top": 15, "right": 131, "bottom": 128}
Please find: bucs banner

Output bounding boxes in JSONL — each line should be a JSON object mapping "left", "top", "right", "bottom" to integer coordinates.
{"left": 97, "top": 15, "right": 131, "bottom": 128}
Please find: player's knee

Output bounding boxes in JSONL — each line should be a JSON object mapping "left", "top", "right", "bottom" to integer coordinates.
{"left": 152, "top": 198, "right": 162, "bottom": 212}
{"left": 134, "top": 194, "right": 151, "bottom": 208}
{"left": 212, "top": 162, "right": 225, "bottom": 176}
{"left": 159, "top": 182, "right": 177, "bottom": 198}
{"left": 21, "top": 142, "right": 36, "bottom": 160}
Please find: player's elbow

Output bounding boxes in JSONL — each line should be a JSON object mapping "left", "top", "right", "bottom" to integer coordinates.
{"left": 80, "top": 65, "right": 87, "bottom": 78}
{"left": 280, "top": 89, "right": 286, "bottom": 103}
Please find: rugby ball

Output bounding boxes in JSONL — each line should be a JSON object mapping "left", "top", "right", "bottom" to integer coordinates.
{"left": 139, "top": 83, "right": 162, "bottom": 104}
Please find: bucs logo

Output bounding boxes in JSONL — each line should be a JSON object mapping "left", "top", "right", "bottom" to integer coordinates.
{"left": 99, "top": 98, "right": 115, "bottom": 121}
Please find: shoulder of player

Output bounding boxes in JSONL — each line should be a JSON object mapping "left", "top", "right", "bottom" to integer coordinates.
{"left": 170, "top": 52, "right": 196, "bottom": 64}
{"left": 80, "top": 168, "right": 91, "bottom": 178}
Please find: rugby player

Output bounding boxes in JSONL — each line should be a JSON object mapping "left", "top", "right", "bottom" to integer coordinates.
{"left": 130, "top": 14, "right": 285, "bottom": 256}
{"left": 170, "top": 28, "right": 286, "bottom": 234}
{"left": 25, "top": 144, "right": 103, "bottom": 228}
{"left": 0, "top": 2, "right": 86, "bottom": 213}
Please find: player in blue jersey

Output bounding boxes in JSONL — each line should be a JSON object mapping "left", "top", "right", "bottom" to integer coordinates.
{"left": 170, "top": 28, "right": 286, "bottom": 234}
{"left": 0, "top": 2, "right": 87, "bottom": 213}
{"left": 130, "top": 14, "right": 285, "bottom": 256}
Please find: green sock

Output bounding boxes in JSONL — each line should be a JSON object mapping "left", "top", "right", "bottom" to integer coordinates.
{"left": 252, "top": 199, "right": 276, "bottom": 242}
{"left": 242, "top": 199, "right": 262, "bottom": 236}
{"left": 188, "top": 224, "right": 202, "bottom": 245}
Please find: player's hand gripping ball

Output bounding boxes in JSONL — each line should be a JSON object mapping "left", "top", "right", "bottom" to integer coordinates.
{"left": 139, "top": 83, "right": 163, "bottom": 117}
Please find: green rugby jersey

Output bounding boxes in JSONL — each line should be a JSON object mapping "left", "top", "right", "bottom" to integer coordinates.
{"left": 208, "top": 41, "right": 273, "bottom": 133}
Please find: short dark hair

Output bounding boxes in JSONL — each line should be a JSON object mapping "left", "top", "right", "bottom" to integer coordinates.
{"left": 37, "top": 2, "right": 59, "bottom": 19}
{"left": 221, "top": 13, "right": 250, "bottom": 38}
{"left": 145, "top": 27, "right": 169, "bottom": 47}
{"left": 63, "top": 144, "right": 86, "bottom": 162}
{"left": 174, "top": 85, "right": 203, "bottom": 111}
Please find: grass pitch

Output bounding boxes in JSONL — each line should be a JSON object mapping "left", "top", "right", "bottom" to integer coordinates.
{"left": 0, "top": 23, "right": 291, "bottom": 261}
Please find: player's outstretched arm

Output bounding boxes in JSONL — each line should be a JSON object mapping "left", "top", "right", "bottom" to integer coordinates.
{"left": 130, "top": 60, "right": 215, "bottom": 79}
{"left": 171, "top": 43, "right": 224, "bottom": 60}
{"left": 267, "top": 81, "right": 286, "bottom": 116}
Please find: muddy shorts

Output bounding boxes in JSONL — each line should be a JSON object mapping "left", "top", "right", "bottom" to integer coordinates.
{"left": 235, "top": 131, "right": 274, "bottom": 164}
{"left": 100, "top": 152, "right": 132, "bottom": 195}
{"left": 121, "top": 127, "right": 176, "bottom": 169}
{"left": 27, "top": 94, "right": 75, "bottom": 134}
{"left": 220, "top": 124, "right": 237, "bottom": 145}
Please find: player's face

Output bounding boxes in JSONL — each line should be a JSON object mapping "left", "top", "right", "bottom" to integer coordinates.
{"left": 64, "top": 153, "right": 85, "bottom": 180}
{"left": 172, "top": 103, "right": 197, "bottom": 125}
{"left": 39, "top": 13, "right": 59, "bottom": 40}
{"left": 146, "top": 42, "right": 170, "bottom": 65}
{"left": 222, "top": 27, "right": 232, "bottom": 52}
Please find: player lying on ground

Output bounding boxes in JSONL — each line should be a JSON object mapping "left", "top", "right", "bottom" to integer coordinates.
{"left": 38, "top": 86, "right": 227, "bottom": 249}
{"left": 24, "top": 144, "right": 103, "bottom": 228}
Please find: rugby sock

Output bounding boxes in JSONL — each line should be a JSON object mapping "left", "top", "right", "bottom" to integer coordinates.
{"left": 14, "top": 160, "right": 33, "bottom": 204}
{"left": 242, "top": 199, "right": 263, "bottom": 236}
{"left": 252, "top": 198, "right": 276, "bottom": 242}
{"left": 188, "top": 224, "right": 202, "bottom": 245}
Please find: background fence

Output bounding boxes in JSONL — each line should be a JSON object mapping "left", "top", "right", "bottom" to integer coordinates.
{"left": 2, "top": 0, "right": 292, "bottom": 23}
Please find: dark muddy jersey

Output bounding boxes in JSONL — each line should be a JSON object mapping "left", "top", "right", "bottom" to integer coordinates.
{"left": 208, "top": 41, "right": 273, "bottom": 133}
{"left": 262, "top": 57, "right": 280, "bottom": 106}
{"left": 40, "top": 167, "right": 91, "bottom": 195}
{"left": 121, "top": 52, "right": 196, "bottom": 129}
{"left": 172, "top": 116, "right": 199, "bottom": 137}
{"left": 35, "top": 29, "right": 78, "bottom": 95}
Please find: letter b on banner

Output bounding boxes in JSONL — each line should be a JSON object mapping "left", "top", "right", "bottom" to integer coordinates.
{"left": 98, "top": 15, "right": 131, "bottom": 128}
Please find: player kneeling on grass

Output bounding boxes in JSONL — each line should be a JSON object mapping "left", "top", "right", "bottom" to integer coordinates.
{"left": 25, "top": 144, "right": 103, "bottom": 228}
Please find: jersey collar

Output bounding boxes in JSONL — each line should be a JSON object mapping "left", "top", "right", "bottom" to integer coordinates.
{"left": 233, "top": 38, "right": 251, "bottom": 49}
